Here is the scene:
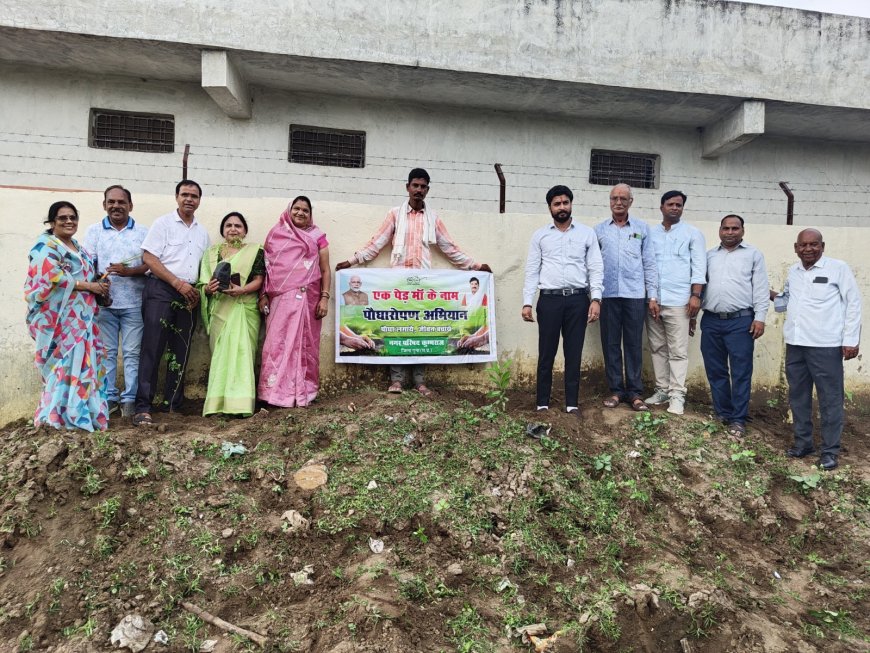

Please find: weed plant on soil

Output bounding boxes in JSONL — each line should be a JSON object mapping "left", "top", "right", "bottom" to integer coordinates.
{"left": 0, "top": 386, "right": 868, "bottom": 652}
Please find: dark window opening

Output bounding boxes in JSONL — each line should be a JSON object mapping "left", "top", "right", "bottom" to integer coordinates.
{"left": 589, "top": 149, "right": 659, "bottom": 189}
{"left": 89, "top": 109, "right": 175, "bottom": 152}
{"left": 289, "top": 125, "right": 366, "bottom": 168}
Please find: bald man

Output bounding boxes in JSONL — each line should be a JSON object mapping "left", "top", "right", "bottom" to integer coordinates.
{"left": 594, "top": 184, "right": 659, "bottom": 411}
{"left": 771, "top": 229, "right": 861, "bottom": 471}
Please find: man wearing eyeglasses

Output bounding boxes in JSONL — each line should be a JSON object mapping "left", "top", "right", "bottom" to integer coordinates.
{"left": 594, "top": 184, "right": 658, "bottom": 412}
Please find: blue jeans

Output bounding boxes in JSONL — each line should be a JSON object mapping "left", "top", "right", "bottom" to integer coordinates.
{"left": 97, "top": 306, "right": 144, "bottom": 403}
{"left": 700, "top": 312, "right": 754, "bottom": 425}
{"left": 599, "top": 297, "right": 646, "bottom": 401}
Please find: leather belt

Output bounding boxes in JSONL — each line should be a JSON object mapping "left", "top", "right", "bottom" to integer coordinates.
{"left": 705, "top": 308, "right": 753, "bottom": 320}
{"left": 540, "top": 287, "right": 586, "bottom": 296}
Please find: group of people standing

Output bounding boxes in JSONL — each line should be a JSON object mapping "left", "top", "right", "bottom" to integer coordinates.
{"left": 24, "top": 182, "right": 331, "bottom": 431}
{"left": 23, "top": 170, "right": 862, "bottom": 470}
{"left": 523, "top": 183, "right": 861, "bottom": 470}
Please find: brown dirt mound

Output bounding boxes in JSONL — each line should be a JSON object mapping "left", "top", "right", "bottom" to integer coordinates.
{"left": 1, "top": 385, "right": 868, "bottom": 652}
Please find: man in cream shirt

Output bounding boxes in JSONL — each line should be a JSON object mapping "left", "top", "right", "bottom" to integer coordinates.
{"left": 133, "top": 180, "right": 210, "bottom": 425}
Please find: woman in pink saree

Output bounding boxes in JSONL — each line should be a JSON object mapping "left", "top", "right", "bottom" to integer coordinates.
{"left": 257, "top": 196, "right": 331, "bottom": 407}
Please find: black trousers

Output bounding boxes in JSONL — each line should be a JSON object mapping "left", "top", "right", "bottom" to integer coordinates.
{"left": 134, "top": 277, "right": 197, "bottom": 413}
{"left": 536, "top": 293, "right": 589, "bottom": 408}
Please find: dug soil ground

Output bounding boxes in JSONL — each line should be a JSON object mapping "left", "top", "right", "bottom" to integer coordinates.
{"left": 1, "top": 383, "right": 868, "bottom": 652}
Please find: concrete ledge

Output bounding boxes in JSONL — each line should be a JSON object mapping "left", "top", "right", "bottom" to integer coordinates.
{"left": 702, "top": 100, "right": 766, "bottom": 159}
{"left": 201, "top": 50, "right": 251, "bottom": 119}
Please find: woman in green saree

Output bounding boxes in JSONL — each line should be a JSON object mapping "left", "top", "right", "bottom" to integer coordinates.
{"left": 199, "top": 212, "right": 264, "bottom": 416}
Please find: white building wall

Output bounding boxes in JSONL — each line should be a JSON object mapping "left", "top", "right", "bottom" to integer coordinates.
{"left": 2, "top": 185, "right": 868, "bottom": 427}
{"left": 3, "top": 64, "right": 869, "bottom": 228}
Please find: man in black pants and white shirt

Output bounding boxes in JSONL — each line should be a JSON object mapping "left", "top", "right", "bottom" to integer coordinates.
{"left": 133, "top": 180, "right": 210, "bottom": 425}
{"left": 522, "top": 185, "right": 603, "bottom": 414}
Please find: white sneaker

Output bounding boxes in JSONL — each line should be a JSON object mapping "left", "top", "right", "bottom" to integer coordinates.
{"left": 667, "top": 395, "right": 685, "bottom": 415}
{"left": 645, "top": 388, "right": 670, "bottom": 405}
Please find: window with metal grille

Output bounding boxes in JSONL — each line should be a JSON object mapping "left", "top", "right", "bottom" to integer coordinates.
{"left": 289, "top": 125, "right": 366, "bottom": 168}
{"left": 589, "top": 149, "right": 660, "bottom": 189}
{"left": 89, "top": 109, "right": 175, "bottom": 152}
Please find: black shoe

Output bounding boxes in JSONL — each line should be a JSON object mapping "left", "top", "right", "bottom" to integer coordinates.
{"left": 786, "top": 446, "right": 815, "bottom": 458}
{"left": 818, "top": 453, "right": 838, "bottom": 471}
{"left": 107, "top": 401, "right": 120, "bottom": 415}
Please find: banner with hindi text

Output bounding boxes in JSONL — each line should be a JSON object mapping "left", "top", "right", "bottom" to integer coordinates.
{"left": 335, "top": 268, "right": 497, "bottom": 364}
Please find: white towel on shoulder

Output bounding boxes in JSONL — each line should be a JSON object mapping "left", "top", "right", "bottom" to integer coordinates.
{"left": 390, "top": 201, "right": 437, "bottom": 266}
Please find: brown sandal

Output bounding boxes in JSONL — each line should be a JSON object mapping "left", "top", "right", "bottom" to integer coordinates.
{"left": 631, "top": 398, "right": 651, "bottom": 412}
{"left": 603, "top": 395, "right": 620, "bottom": 408}
{"left": 132, "top": 412, "right": 154, "bottom": 426}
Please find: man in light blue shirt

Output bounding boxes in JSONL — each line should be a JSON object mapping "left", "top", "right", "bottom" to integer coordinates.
{"left": 83, "top": 185, "right": 148, "bottom": 418}
{"left": 700, "top": 215, "right": 769, "bottom": 437}
{"left": 594, "top": 184, "right": 658, "bottom": 411}
{"left": 646, "top": 190, "right": 706, "bottom": 415}
{"left": 772, "top": 228, "right": 862, "bottom": 471}
{"left": 523, "top": 185, "right": 603, "bottom": 414}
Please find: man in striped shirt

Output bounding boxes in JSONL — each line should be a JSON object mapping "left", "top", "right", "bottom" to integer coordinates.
{"left": 336, "top": 168, "right": 491, "bottom": 396}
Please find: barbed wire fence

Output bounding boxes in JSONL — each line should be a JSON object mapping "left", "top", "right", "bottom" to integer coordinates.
{"left": 2, "top": 131, "right": 868, "bottom": 223}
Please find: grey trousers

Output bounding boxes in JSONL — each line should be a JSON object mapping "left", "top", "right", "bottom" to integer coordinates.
{"left": 390, "top": 364, "right": 425, "bottom": 386}
{"left": 785, "top": 344, "right": 844, "bottom": 456}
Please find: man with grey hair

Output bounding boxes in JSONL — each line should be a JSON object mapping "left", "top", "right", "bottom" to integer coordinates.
{"left": 771, "top": 228, "right": 861, "bottom": 471}
{"left": 594, "top": 183, "right": 658, "bottom": 411}
{"left": 342, "top": 275, "right": 369, "bottom": 306}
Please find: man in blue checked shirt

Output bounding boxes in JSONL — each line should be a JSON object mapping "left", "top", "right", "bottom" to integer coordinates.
{"left": 646, "top": 190, "right": 706, "bottom": 415}
{"left": 522, "top": 185, "right": 603, "bottom": 415}
{"left": 83, "top": 185, "right": 148, "bottom": 418}
{"left": 771, "top": 228, "right": 862, "bottom": 471}
{"left": 594, "top": 184, "right": 659, "bottom": 412}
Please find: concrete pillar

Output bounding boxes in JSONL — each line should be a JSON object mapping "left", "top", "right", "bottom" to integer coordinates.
{"left": 702, "top": 100, "right": 765, "bottom": 159}
{"left": 201, "top": 50, "right": 251, "bottom": 119}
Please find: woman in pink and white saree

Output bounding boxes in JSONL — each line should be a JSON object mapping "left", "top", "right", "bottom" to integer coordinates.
{"left": 257, "top": 197, "right": 331, "bottom": 407}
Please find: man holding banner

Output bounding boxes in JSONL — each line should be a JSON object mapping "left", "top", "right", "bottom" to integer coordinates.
{"left": 335, "top": 168, "right": 492, "bottom": 396}
{"left": 522, "top": 185, "right": 603, "bottom": 414}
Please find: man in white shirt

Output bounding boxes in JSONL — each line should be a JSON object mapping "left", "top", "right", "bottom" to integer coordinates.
{"left": 82, "top": 185, "right": 148, "bottom": 418}
{"left": 133, "top": 180, "right": 210, "bottom": 425}
{"left": 771, "top": 228, "right": 862, "bottom": 470}
{"left": 522, "top": 185, "right": 603, "bottom": 415}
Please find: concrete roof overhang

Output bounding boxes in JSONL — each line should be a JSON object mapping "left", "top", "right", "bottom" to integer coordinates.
{"left": 2, "top": 27, "right": 869, "bottom": 143}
